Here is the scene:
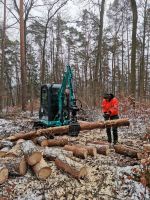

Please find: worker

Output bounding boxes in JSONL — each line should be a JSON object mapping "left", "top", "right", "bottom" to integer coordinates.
{"left": 101, "top": 93, "right": 119, "bottom": 145}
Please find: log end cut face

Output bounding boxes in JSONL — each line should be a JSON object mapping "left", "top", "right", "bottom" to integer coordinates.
{"left": 0, "top": 167, "right": 8, "bottom": 184}
{"left": 38, "top": 167, "right": 52, "bottom": 180}
{"left": 27, "top": 152, "right": 42, "bottom": 166}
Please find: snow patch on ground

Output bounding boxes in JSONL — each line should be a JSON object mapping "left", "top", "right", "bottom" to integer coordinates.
{"left": 116, "top": 166, "right": 150, "bottom": 200}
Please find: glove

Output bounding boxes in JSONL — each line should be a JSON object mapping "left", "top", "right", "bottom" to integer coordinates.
{"left": 103, "top": 112, "right": 110, "bottom": 119}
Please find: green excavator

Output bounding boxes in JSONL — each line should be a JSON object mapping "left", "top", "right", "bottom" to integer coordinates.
{"left": 34, "top": 65, "right": 81, "bottom": 136}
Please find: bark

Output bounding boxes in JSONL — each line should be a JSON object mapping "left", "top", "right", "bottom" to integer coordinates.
{"left": 64, "top": 145, "right": 88, "bottom": 159}
{"left": 41, "top": 138, "right": 68, "bottom": 147}
{"left": 32, "top": 157, "right": 52, "bottom": 180}
{"left": 114, "top": 144, "right": 139, "bottom": 158}
{"left": 0, "top": 164, "right": 8, "bottom": 184}
{"left": 7, "top": 118, "right": 130, "bottom": 141}
{"left": 86, "top": 143, "right": 110, "bottom": 156}
{"left": 0, "top": 157, "right": 27, "bottom": 176}
{"left": 21, "top": 140, "right": 42, "bottom": 166}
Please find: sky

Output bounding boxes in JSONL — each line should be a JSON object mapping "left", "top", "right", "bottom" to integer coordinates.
{"left": 0, "top": 0, "right": 112, "bottom": 40}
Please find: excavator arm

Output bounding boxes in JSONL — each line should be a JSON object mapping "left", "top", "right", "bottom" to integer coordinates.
{"left": 58, "top": 65, "right": 80, "bottom": 136}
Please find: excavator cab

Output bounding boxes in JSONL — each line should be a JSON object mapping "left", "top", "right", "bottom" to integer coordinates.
{"left": 39, "top": 84, "right": 61, "bottom": 122}
{"left": 34, "top": 65, "right": 80, "bottom": 136}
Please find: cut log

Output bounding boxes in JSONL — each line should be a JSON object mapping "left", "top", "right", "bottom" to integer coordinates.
{"left": 43, "top": 147, "right": 72, "bottom": 161}
{"left": 0, "top": 157, "right": 27, "bottom": 176}
{"left": 41, "top": 138, "right": 68, "bottom": 147}
{"left": 0, "top": 164, "right": 8, "bottom": 184}
{"left": 7, "top": 118, "right": 130, "bottom": 141}
{"left": 86, "top": 143, "right": 110, "bottom": 156}
{"left": 32, "top": 157, "right": 52, "bottom": 180}
{"left": 64, "top": 144, "right": 97, "bottom": 157}
{"left": 143, "top": 144, "right": 150, "bottom": 152}
{"left": 64, "top": 145, "right": 88, "bottom": 159}
{"left": 21, "top": 140, "right": 42, "bottom": 166}
{"left": 114, "top": 144, "right": 139, "bottom": 158}
{"left": 0, "top": 140, "right": 14, "bottom": 150}
{"left": 5, "top": 143, "right": 23, "bottom": 158}
{"left": 33, "top": 136, "right": 47, "bottom": 146}
{"left": 55, "top": 156, "right": 87, "bottom": 179}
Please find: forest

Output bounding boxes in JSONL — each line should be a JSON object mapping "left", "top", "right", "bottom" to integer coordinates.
{"left": 0, "top": 0, "right": 149, "bottom": 111}
{"left": 0, "top": 0, "right": 150, "bottom": 200}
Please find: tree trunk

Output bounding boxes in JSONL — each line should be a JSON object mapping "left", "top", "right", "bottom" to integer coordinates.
{"left": 32, "top": 157, "right": 52, "bottom": 180}
{"left": 21, "top": 140, "right": 42, "bottom": 166}
{"left": 7, "top": 118, "right": 130, "bottom": 141}
{"left": 0, "top": 164, "right": 8, "bottom": 184}
{"left": 19, "top": 0, "right": 27, "bottom": 110}
{"left": 114, "top": 144, "right": 139, "bottom": 158}
{"left": 0, "top": 0, "right": 6, "bottom": 112}
{"left": 130, "top": 0, "right": 138, "bottom": 97}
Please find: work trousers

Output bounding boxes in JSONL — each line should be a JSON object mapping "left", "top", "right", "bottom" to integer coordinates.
{"left": 104, "top": 115, "right": 119, "bottom": 144}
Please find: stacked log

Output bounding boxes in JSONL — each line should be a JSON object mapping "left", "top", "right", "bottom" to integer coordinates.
{"left": 21, "top": 140, "right": 42, "bottom": 166}
{"left": 86, "top": 143, "right": 110, "bottom": 156}
{"left": 0, "top": 157, "right": 27, "bottom": 176}
{"left": 32, "top": 157, "right": 52, "bottom": 180}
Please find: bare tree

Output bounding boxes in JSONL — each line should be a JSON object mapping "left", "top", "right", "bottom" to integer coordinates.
{"left": 40, "top": 0, "right": 69, "bottom": 84}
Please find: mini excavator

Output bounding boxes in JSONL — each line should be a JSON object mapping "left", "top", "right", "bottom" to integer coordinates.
{"left": 34, "top": 65, "right": 81, "bottom": 136}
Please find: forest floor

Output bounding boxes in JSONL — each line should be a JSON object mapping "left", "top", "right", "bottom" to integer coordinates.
{"left": 0, "top": 104, "right": 150, "bottom": 200}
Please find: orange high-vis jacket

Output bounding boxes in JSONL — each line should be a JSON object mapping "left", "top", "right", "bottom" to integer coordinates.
{"left": 101, "top": 97, "right": 119, "bottom": 116}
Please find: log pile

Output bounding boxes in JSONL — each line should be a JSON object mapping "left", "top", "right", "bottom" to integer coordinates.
{"left": 0, "top": 118, "right": 131, "bottom": 184}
